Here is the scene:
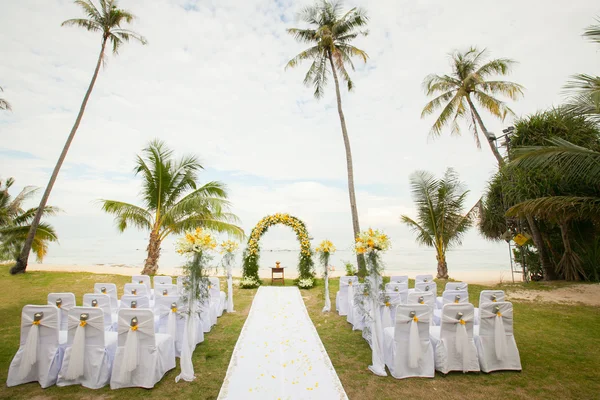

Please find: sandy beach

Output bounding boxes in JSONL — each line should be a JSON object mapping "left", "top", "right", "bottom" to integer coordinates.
{"left": 26, "top": 263, "right": 513, "bottom": 285}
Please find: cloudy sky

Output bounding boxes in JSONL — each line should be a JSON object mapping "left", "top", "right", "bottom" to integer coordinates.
{"left": 1, "top": 0, "right": 598, "bottom": 269}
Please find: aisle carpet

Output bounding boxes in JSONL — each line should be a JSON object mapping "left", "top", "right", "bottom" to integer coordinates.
{"left": 218, "top": 286, "right": 347, "bottom": 399}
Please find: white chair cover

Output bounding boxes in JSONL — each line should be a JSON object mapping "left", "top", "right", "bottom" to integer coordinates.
{"left": 132, "top": 275, "right": 152, "bottom": 297}
{"left": 383, "top": 304, "right": 434, "bottom": 379}
{"left": 123, "top": 283, "right": 150, "bottom": 299}
{"left": 429, "top": 303, "right": 480, "bottom": 374}
{"left": 380, "top": 291, "right": 404, "bottom": 330}
{"left": 474, "top": 290, "right": 506, "bottom": 324}
{"left": 385, "top": 282, "right": 408, "bottom": 293}
{"left": 154, "top": 276, "right": 173, "bottom": 286}
{"left": 389, "top": 275, "right": 408, "bottom": 284}
{"left": 445, "top": 281, "right": 468, "bottom": 291}
{"left": 82, "top": 293, "right": 113, "bottom": 331}
{"left": 120, "top": 295, "right": 150, "bottom": 310}
{"left": 154, "top": 284, "right": 178, "bottom": 297}
{"left": 110, "top": 309, "right": 176, "bottom": 389}
{"left": 415, "top": 274, "right": 433, "bottom": 283}
{"left": 7, "top": 305, "right": 65, "bottom": 388}
{"left": 349, "top": 283, "right": 366, "bottom": 331}
{"left": 474, "top": 302, "right": 522, "bottom": 372}
{"left": 56, "top": 307, "right": 117, "bottom": 389}
{"left": 155, "top": 295, "right": 204, "bottom": 357}
{"left": 94, "top": 283, "right": 118, "bottom": 310}
{"left": 434, "top": 290, "right": 469, "bottom": 324}
{"left": 407, "top": 291, "right": 436, "bottom": 314}
{"left": 47, "top": 293, "right": 75, "bottom": 331}
{"left": 336, "top": 276, "right": 357, "bottom": 316}
{"left": 209, "top": 277, "right": 226, "bottom": 318}
{"left": 415, "top": 281, "right": 437, "bottom": 294}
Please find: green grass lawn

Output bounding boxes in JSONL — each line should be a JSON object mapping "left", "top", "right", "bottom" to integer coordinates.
{"left": 0, "top": 267, "right": 599, "bottom": 400}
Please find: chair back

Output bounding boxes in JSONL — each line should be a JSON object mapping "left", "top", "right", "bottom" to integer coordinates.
{"left": 66, "top": 307, "right": 106, "bottom": 346}
{"left": 407, "top": 291, "right": 436, "bottom": 309}
{"left": 47, "top": 292, "right": 75, "bottom": 331}
{"left": 415, "top": 281, "right": 437, "bottom": 294}
{"left": 339, "top": 276, "right": 358, "bottom": 293}
{"left": 116, "top": 309, "right": 156, "bottom": 347}
{"left": 385, "top": 282, "right": 408, "bottom": 293}
{"left": 94, "top": 283, "right": 118, "bottom": 309}
{"left": 440, "top": 303, "right": 475, "bottom": 340}
{"left": 384, "top": 290, "right": 405, "bottom": 305}
{"left": 394, "top": 304, "right": 431, "bottom": 341}
{"left": 120, "top": 295, "right": 150, "bottom": 309}
{"left": 155, "top": 284, "right": 178, "bottom": 297}
{"left": 389, "top": 275, "right": 408, "bottom": 284}
{"left": 123, "top": 283, "right": 149, "bottom": 298}
{"left": 82, "top": 293, "right": 112, "bottom": 328}
{"left": 19, "top": 305, "right": 60, "bottom": 346}
{"left": 445, "top": 281, "right": 468, "bottom": 291}
{"left": 208, "top": 277, "right": 221, "bottom": 299}
{"left": 479, "top": 301, "right": 514, "bottom": 336}
{"left": 155, "top": 295, "right": 182, "bottom": 317}
{"left": 132, "top": 275, "right": 151, "bottom": 293}
{"left": 442, "top": 289, "right": 469, "bottom": 305}
{"left": 415, "top": 274, "right": 433, "bottom": 283}
{"left": 479, "top": 290, "right": 505, "bottom": 306}
{"left": 154, "top": 276, "right": 173, "bottom": 287}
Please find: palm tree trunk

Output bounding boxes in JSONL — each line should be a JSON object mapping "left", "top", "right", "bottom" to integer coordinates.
{"left": 557, "top": 219, "right": 585, "bottom": 281}
{"left": 466, "top": 95, "right": 505, "bottom": 167}
{"left": 436, "top": 253, "right": 449, "bottom": 279}
{"left": 525, "top": 214, "right": 557, "bottom": 280}
{"left": 142, "top": 230, "right": 161, "bottom": 275}
{"left": 327, "top": 52, "right": 365, "bottom": 275}
{"left": 11, "top": 37, "right": 108, "bottom": 275}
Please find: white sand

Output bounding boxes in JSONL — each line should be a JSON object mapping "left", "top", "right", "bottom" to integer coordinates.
{"left": 27, "top": 263, "right": 512, "bottom": 285}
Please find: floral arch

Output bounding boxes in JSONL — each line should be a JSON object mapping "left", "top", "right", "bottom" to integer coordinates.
{"left": 242, "top": 213, "right": 315, "bottom": 285}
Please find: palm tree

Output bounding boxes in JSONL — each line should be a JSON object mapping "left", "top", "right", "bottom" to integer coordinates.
{"left": 400, "top": 169, "right": 477, "bottom": 279}
{"left": 583, "top": 17, "right": 600, "bottom": 44}
{"left": 286, "top": 0, "right": 368, "bottom": 273}
{"left": 11, "top": 0, "right": 146, "bottom": 274}
{"left": 0, "top": 86, "right": 11, "bottom": 111}
{"left": 99, "top": 140, "right": 244, "bottom": 275}
{"left": 421, "top": 47, "right": 524, "bottom": 166}
{"left": 1, "top": 178, "right": 58, "bottom": 263}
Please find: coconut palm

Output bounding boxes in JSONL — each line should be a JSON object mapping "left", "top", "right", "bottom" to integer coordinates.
{"left": 11, "top": 0, "right": 147, "bottom": 275}
{"left": 562, "top": 75, "right": 600, "bottom": 124}
{"left": 99, "top": 140, "right": 244, "bottom": 275}
{"left": 421, "top": 47, "right": 524, "bottom": 166}
{"left": 285, "top": 0, "right": 368, "bottom": 273}
{"left": 401, "top": 169, "right": 477, "bottom": 279}
{"left": 0, "top": 178, "right": 58, "bottom": 263}
{"left": 0, "top": 86, "right": 11, "bottom": 111}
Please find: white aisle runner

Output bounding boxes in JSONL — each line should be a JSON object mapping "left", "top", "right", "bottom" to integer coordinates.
{"left": 218, "top": 286, "right": 348, "bottom": 400}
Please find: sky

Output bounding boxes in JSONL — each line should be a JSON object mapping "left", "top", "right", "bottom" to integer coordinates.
{"left": 1, "top": 0, "right": 599, "bottom": 271}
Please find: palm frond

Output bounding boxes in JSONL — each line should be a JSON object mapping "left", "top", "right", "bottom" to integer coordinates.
{"left": 99, "top": 200, "right": 153, "bottom": 231}
{"left": 400, "top": 216, "right": 434, "bottom": 247}
{"left": 583, "top": 17, "right": 600, "bottom": 44}
{"left": 507, "top": 196, "right": 600, "bottom": 221}
{"left": 478, "top": 80, "right": 524, "bottom": 100}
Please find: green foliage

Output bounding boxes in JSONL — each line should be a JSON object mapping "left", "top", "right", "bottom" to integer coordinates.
{"left": 285, "top": 0, "right": 369, "bottom": 98}
{"left": 421, "top": 47, "right": 523, "bottom": 146}
{"left": 241, "top": 248, "right": 261, "bottom": 285}
{"left": 0, "top": 179, "right": 58, "bottom": 262}
{"left": 343, "top": 260, "right": 357, "bottom": 276}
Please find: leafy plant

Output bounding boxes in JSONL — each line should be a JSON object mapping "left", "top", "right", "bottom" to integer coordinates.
{"left": 344, "top": 260, "right": 357, "bottom": 276}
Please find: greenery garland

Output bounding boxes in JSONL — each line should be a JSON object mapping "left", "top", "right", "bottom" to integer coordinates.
{"left": 242, "top": 213, "right": 315, "bottom": 287}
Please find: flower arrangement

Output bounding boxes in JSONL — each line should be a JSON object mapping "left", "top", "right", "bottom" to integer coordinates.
{"left": 239, "top": 276, "right": 260, "bottom": 289}
{"left": 298, "top": 278, "right": 314, "bottom": 289}
{"left": 176, "top": 227, "right": 217, "bottom": 255}
{"left": 354, "top": 228, "right": 391, "bottom": 254}
{"left": 315, "top": 239, "right": 336, "bottom": 254}
{"left": 220, "top": 240, "right": 239, "bottom": 254}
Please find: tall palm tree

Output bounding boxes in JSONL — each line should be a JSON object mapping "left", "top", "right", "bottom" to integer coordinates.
{"left": 11, "top": 0, "right": 146, "bottom": 274}
{"left": 0, "top": 86, "right": 11, "bottom": 111}
{"left": 1, "top": 178, "right": 58, "bottom": 263}
{"left": 421, "top": 47, "right": 524, "bottom": 166}
{"left": 286, "top": 0, "right": 368, "bottom": 273}
{"left": 100, "top": 140, "right": 244, "bottom": 275}
{"left": 401, "top": 169, "right": 477, "bottom": 279}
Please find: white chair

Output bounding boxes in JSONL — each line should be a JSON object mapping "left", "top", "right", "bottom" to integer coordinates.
{"left": 94, "top": 283, "right": 118, "bottom": 310}
{"left": 47, "top": 293, "right": 75, "bottom": 331}
{"left": 407, "top": 291, "right": 436, "bottom": 311}
{"left": 132, "top": 275, "right": 152, "bottom": 297}
{"left": 383, "top": 304, "right": 434, "bottom": 379}
{"left": 336, "top": 276, "right": 358, "bottom": 316}
{"left": 154, "top": 276, "right": 173, "bottom": 287}
{"left": 110, "top": 309, "right": 176, "bottom": 389}
{"left": 389, "top": 275, "right": 408, "bottom": 284}
{"left": 433, "top": 290, "right": 469, "bottom": 324}
{"left": 56, "top": 307, "right": 117, "bottom": 389}
{"left": 415, "top": 281, "right": 437, "bottom": 295}
{"left": 154, "top": 284, "right": 178, "bottom": 297}
{"left": 155, "top": 295, "right": 203, "bottom": 357}
{"left": 385, "top": 282, "right": 408, "bottom": 294}
{"left": 475, "top": 290, "right": 506, "bottom": 323}
{"left": 445, "top": 281, "right": 468, "bottom": 291}
{"left": 123, "top": 283, "right": 150, "bottom": 299}
{"left": 381, "top": 291, "right": 405, "bottom": 329}
{"left": 429, "top": 303, "right": 480, "bottom": 374}
{"left": 82, "top": 293, "right": 114, "bottom": 331}
{"left": 208, "top": 277, "right": 226, "bottom": 318}
{"left": 120, "top": 295, "right": 150, "bottom": 310}
{"left": 415, "top": 274, "right": 433, "bottom": 283}
{"left": 7, "top": 305, "right": 66, "bottom": 388}
{"left": 474, "top": 302, "right": 521, "bottom": 372}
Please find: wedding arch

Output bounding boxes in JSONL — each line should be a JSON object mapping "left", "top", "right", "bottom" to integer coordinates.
{"left": 242, "top": 213, "right": 315, "bottom": 283}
